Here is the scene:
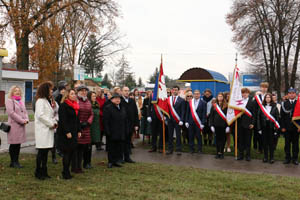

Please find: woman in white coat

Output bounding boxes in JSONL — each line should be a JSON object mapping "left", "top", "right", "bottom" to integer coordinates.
{"left": 34, "top": 81, "right": 58, "bottom": 180}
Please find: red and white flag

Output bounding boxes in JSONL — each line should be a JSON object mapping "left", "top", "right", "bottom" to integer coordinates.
{"left": 152, "top": 56, "right": 169, "bottom": 117}
{"left": 226, "top": 65, "right": 246, "bottom": 125}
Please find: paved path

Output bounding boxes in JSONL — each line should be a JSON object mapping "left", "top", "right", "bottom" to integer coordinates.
{"left": 1, "top": 122, "right": 300, "bottom": 178}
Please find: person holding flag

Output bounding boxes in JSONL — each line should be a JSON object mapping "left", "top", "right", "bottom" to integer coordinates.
{"left": 281, "top": 87, "right": 299, "bottom": 165}
{"left": 166, "top": 85, "right": 186, "bottom": 155}
{"left": 236, "top": 88, "right": 255, "bottom": 161}
{"left": 151, "top": 56, "right": 170, "bottom": 154}
{"left": 209, "top": 92, "right": 229, "bottom": 159}
{"left": 256, "top": 93, "right": 280, "bottom": 164}
{"left": 185, "top": 90, "right": 206, "bottom": 154}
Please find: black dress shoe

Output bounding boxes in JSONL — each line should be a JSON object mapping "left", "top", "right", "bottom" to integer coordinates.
{"left": 125, "top": 158, "right": 135, "bottom": 163}
{"left": 246, "top": 156, "right": 251, "bottom": 161}
{"left": 113, "top": 163, "right": 122, "bottom": 167}
{"left": 293, "top": 160, "right": 299, "bottom": 165}
{"left": 176, "top": 151, "right": 182, "bottom": 156}
{"left": 269, "top": 160, "right": 274, "bottom": 164}
{"left": 215, "top": 155, "right": 219, "bottom": 159}
{"left": 166, "top": 150, "right": 173, "bottom": 155}
{"left": 118, "top": 160, "right": 125, "bottom": 164}
{"left": 84, "top": 164, "right": 93, "bottom": 169}
{"left": 108, "top": 163, "right": 113, "bottom": 168}
{"left": 283, "top": 159, "right": 291, "bottom": 164}
{"left": 237, "top": 157, "right": 243, "bottom": 161}
{"left": 263, "top": 158, "right": 268, "bottom": 163}
{"left": 148, "top": 148, "right": 157, "bottom": 153}
{"left": 220, "top": 154, "right": 224, "bottom": 159}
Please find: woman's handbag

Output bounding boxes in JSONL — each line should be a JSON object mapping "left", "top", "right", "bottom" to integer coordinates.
{"left": 0, "top": 122, "right": 11, "bottom": 133}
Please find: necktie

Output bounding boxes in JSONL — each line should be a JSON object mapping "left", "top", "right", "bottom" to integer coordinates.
{"left": 173, "top": 96, "right": 176, "bottom": 106}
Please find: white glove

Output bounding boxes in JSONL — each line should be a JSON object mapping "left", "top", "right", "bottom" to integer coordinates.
{"left": 226, "top": 127, "right": 230, "bottom": 133}
{"left": 135, "top": 126, "right": 139, "bottom": 131}
{"left": 211, "top": 126, "right": 215, "bottom": 133}
{"left": 258, "top": 130, "right": 262, "bottom": 134}
{"left": 179, "top": 121, "right": 183, "bottom": 126}
{"left": 200, "top": 124, "right": 205, "bottom": 130}
{"left": 274, "top": 132, "right": 277, "bottom": 136}
{"left": 165, "top": 120, "right": 168, "bottom": 125}
{"left": 147, "top": 117, "right": 152, "bottom": 123}
{"left": 185, "top": 122, "right": 189, "bottom": 128}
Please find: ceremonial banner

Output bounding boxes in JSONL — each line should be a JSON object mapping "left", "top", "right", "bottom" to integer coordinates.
{"left": 292, "top": 94, "right": 300, "bottom": 129}
{"left": 227, "top": 66, "right": 245, "bottom": 125}
{"left": 152, "top": 56, "right": 169, "bottom": 117}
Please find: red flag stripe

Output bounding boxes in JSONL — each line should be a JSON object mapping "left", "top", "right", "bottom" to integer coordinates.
{"left": 168, "top": 97, "right": 181, "bottom": 123}
{"left": 189, "top": 98, "right": 203, "bottom": 130}
{"left": 213, "top": 103, "right": 227, "bottom": 122}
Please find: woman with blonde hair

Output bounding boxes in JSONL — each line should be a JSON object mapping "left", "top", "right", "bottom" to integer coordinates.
{"left": 5, "top": 85, "right": 29, "bottom": 168}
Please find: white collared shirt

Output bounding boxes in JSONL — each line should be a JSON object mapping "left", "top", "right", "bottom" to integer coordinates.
{"left": 194, "top": 98, "right": 200, "bottom": 108}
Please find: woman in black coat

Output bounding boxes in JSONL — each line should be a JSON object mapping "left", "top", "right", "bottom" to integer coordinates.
{"left": 209, "top": 93, "right": 229, "bottom": 159}
{"left": 103, "top": 93, "right": 128, "bottom": 168}
{"left": 257, "top": 93, "right": 280, "bottom": 164}
{"left": 57, "top": 89, "right": 81, "bottom": 179}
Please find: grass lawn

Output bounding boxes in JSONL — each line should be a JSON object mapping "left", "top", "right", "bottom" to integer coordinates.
{"left": 141, "top": 135, "right": 287, "bottom": 161}
{"left": 0, "top": 114, "right": 34, "bottom": 122}
{"left": 0, "top": 154, "right": 300, "bottom": 200}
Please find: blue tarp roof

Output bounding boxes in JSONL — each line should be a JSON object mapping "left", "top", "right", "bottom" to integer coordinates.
{"left": 206, "top": 69, "right": 228, "bottom": 82}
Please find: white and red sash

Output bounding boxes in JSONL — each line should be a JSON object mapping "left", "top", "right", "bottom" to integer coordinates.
{"left": 255, "top": 95, "right": 280, "bottom": 129}
{"left": 213, "top": 103, "right": 227, "bottom": 122}
{"left": 189, "top": 98, "right": 203, "bottom": 130}
{"left": 168, "top": 96, "right": 181, "bottom": 123}
{"left": 153, "top": 104, "right": 163, "bottom": 122}
{"left": 244, "top": 108, "right": 253, "bottom": 118}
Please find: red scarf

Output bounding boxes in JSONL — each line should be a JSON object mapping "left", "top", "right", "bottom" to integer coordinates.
{"left": 65, "top": 99, "right": 79, "bottom": 115}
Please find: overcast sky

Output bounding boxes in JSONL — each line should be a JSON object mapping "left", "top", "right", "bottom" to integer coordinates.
{"left": 113, "top": 0, "right": 247, "bottom": 83}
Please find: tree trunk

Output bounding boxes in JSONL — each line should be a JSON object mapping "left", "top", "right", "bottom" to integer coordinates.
{"left": 290, "top": 29, "right": 300, "bottom": 88}
{"left": 16, "top": 34, "right": 30, "bottom": 70}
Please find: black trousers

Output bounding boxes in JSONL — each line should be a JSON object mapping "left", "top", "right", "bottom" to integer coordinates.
{"left": 253, "top": 129, "right": 263, "bottom": 151}
{"left": 74, "top": 144, "right": 92, "bottom": 169}
{"left": 62, "top": 148, "right": 75, "bottom": 175}
{"left": 238, "top": 127, "right": 252, "bottom": 157}
{"left": 262, "top": 123, "right": 275, "bottom": 160}
{"left": 151, "top": 118, "right": 163, "bottom": 150}
{"left": 9, "top": 144, "right": 21, "bottom": 163}
{"left": 284, "top": 129, "right": 299, "bottom": 161}
{"left": 215, "top": 127, "right": 226, "bottom": 154}
{"left": 107, "top": 138, "right": 122, "bottom": 164}
{"left": 203, "top": 124, "right": 213, "bottom": 143}
{"left": 168, "top": 120, "right": 182, "bottom": 151}
{"left": 36, "top": 148, "right": 50, "bottom": 170}
{"left": 188, "top": 123, "right": 202, "bottom": 152}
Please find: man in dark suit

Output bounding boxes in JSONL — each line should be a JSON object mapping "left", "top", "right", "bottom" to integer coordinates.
{"left": 253, "top": 82, "right": 269, "bottom": 153}
{"left": 120, "top": 86, "right": 139, "bottom": 163}
{"left": 237, "top": 88, "right": 256, "bottom": 161}
{"left": 281, "top": 87, "right": 299, "bottom": 165}
{"left": 166, "top": 85, "right": 185, "bottom": 155}
{"left": 185, "top": 90, "right": 207, "bottom": 153}
{"left": 147, "top": 96, "right": 164, "bottom": 153}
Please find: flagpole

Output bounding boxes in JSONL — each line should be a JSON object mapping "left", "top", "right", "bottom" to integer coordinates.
{"left": 162, "top": 117, "right": 166, "bottom": 154}
{"left": 234, "top": 53, "right": 238, "bottom": 160}
{"left": 235, "top": 120, "right": 238, "bottom": 159}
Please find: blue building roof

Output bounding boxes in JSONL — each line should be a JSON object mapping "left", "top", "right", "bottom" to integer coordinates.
{"left": 178, "top": 67, "right": 228, "bottom": 83}
{"left": 206, "top": 69, "right": 228, "bottom": 82}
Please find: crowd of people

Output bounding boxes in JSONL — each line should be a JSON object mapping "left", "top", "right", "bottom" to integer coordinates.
{"left": 2, "top": 80, "right": 300, "bottom": 181}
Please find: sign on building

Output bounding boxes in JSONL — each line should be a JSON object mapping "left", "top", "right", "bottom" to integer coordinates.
{"left": 74, "top": 65, "right": 85, "bottom": 81}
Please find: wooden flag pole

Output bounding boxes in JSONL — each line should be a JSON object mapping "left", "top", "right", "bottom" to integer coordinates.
{"left": 235, "top": 120, "right": 238, "bottom": 159}
{"left": 162, "top": 117, "right": 166, "bottom": 154}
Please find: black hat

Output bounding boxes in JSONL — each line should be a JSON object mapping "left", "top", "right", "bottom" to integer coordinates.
{"left": 76, "top": 85, "right": 89, "bottom": 92}
{"left": 111, "top": 93, "right": 121, "bottom": 99}
{"left": 58, "top": 85, "right": 66, "bottom": 91}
